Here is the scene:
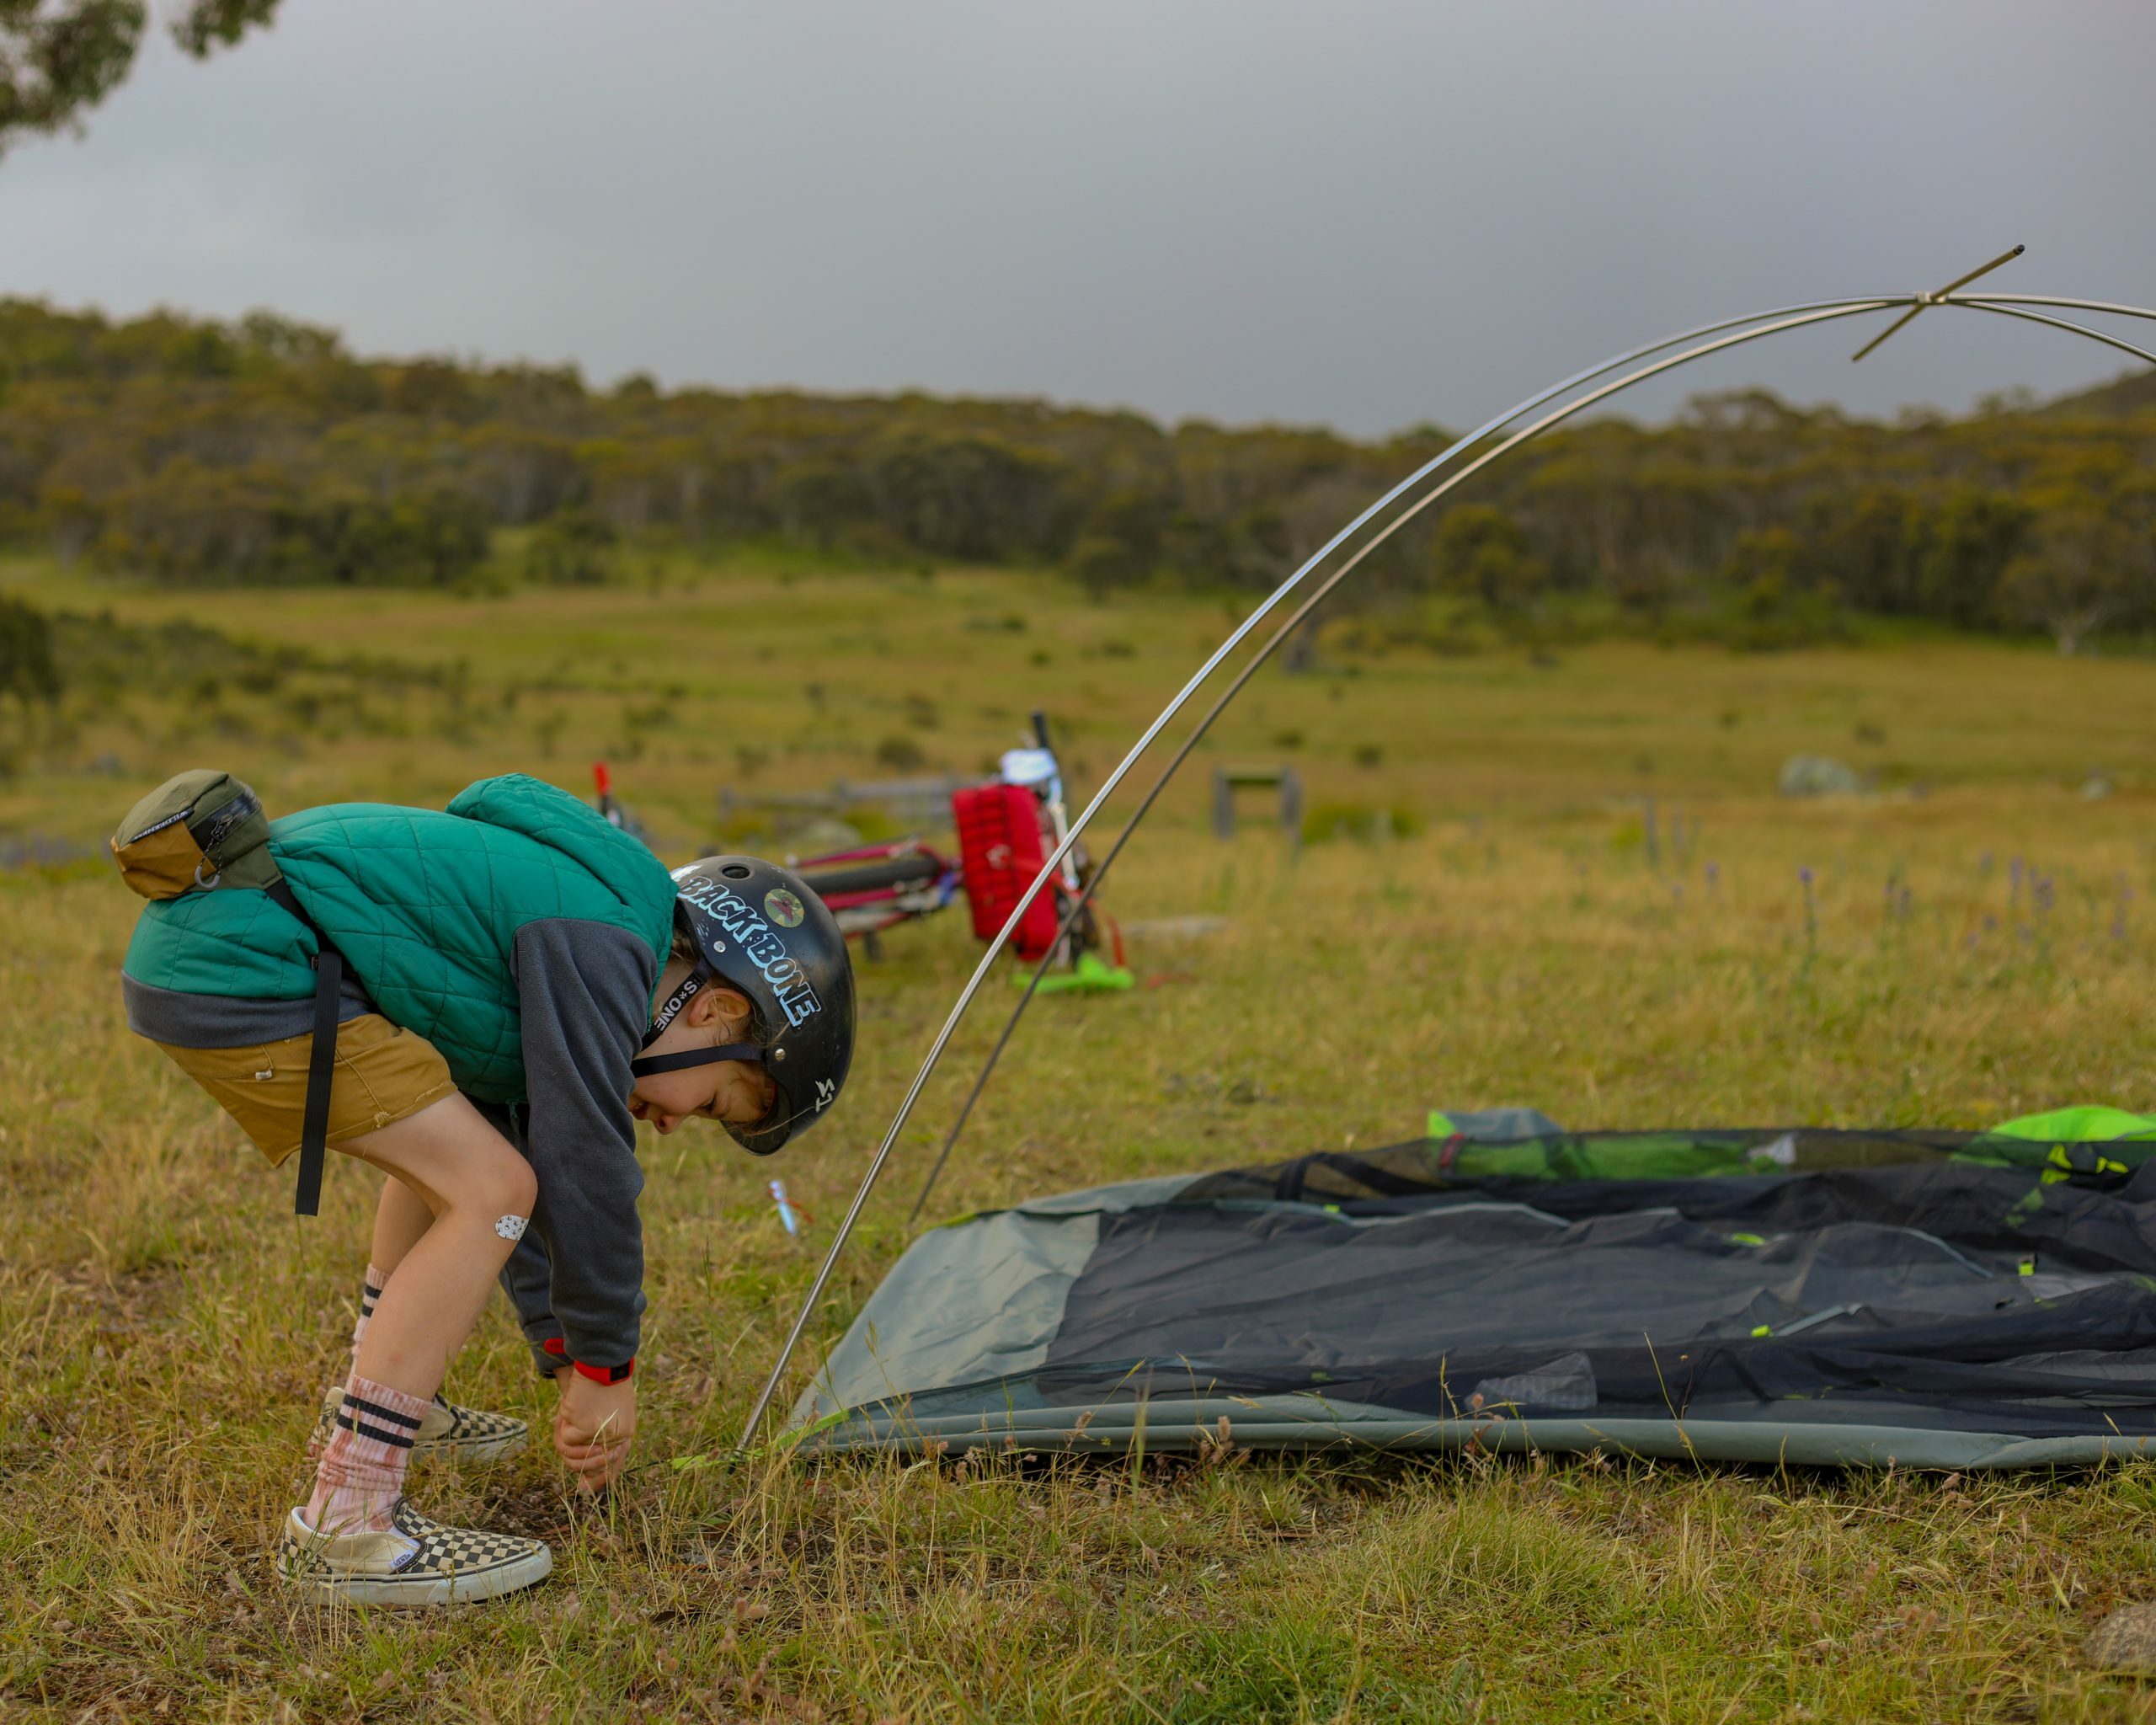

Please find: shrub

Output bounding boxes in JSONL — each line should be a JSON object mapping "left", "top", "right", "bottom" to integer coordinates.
{"left": 1300, "top": 799, "right": 1421, "bottom": 844}
{"left": 527, "top": 507, "right": 616, "bottom": 585}
{"left": 0, "top": 595, "right": 60, "bottom": 706}
{"left": 874, "top": 734, "right": 926, "bottom": 771}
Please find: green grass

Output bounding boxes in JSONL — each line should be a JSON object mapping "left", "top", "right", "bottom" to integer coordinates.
{"left": 6, "top": 553, "right": 2156, "bottom": 1720}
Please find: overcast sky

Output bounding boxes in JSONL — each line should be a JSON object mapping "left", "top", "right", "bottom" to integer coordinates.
{"left": 5, "top": 1, "right": 2153, "bottom": 435}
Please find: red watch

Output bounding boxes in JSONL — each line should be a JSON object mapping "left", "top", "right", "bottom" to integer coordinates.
{"left": 542, "top": 1338, "right": 634, "bottom": 1384}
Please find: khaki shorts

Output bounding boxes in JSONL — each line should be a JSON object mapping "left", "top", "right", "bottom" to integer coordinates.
{"left": 155, "top": 1012, "right": 457, "bottom": 1167}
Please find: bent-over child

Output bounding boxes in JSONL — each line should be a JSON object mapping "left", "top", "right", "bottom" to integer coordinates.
{"left": 113, "top": 771, "right": 854, "bottom": 1605}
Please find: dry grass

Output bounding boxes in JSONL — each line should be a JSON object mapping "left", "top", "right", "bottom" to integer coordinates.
{"left": 6, "top": 556, "right": 2156, "bottom": 1720}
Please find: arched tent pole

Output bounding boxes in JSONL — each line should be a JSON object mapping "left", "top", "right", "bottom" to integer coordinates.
{"left": 1940, "top": 294, "right": 2156, "bottom": 323}
{"left": 905, "top": 291, "right": 2156, "bottom": 1225}
{"left": 739, "top": 276, "right": 2156, "bottom": 1449}
{"left": 1941, "top": 302, "right": 2156, "bottom": 368}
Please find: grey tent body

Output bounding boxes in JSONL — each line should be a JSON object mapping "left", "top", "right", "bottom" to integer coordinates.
{"left": 792, "top": 1114, "right": 2156, "bottom": 1471}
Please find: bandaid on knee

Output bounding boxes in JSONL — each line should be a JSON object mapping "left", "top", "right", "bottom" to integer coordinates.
{"left": 494, "top": 1215, "right": 529, "bottom": 1242}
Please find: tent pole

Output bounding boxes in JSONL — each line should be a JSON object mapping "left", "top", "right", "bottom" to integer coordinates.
{"left": 1850, "top": 243, "right": 2025, "bottom": 363}
{"left": 1938, "top": 302, "right": 2156, "bottom": 368}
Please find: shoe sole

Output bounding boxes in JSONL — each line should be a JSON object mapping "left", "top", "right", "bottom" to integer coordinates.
{"left": 281, "top": 1544, "right": 552, "bottom": 1606}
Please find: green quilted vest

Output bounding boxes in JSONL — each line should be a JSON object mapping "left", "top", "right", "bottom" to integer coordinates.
{"left": 121, "top": 774, "right": 679, "bottom": 1103}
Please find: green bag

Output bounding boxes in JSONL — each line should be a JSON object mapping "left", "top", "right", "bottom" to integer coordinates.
{"left": 110, "top": 770, "right": 280, "bottom": 899}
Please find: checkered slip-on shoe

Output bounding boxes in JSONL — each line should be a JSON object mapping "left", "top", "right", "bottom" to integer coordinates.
{"left": 275, "top": 1500, "right": 551, "bottom": 1605}
{"left": 312, "top": 1385, "right": 528, "bottom": 1461}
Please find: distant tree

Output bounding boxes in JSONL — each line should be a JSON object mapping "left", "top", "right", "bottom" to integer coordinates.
{"left": 35, "top": 433, "right": 133, "bottom": 562}
{"left": 1993, "top": 503, "right": 2139, "bottom": 655}
{"left": 1523, "top": 446, "right": 1632, "bottom": 591}
{"left": 1157, "top": 510, "right": 1234, "bottom": 585}
{"left": 1433, "top": 504, "right": 1544, "bottom": 617}
{"left": 0, "top": 592, "right": 59, "bottom": 705}
{"left": 1, "top": 1, "right": 279, "bottom": 157}
{"left": 774, "top": 460, "right": 870, "bottom": 551}
{"left": 1065, "top": 535, "right": 1140, "bottom": 602}
{"left": 108, "top": 455, "right": 287, "bottom": 579}
{"left": 579, "top": 434, "right": 706, "bottom": 537}
{"left": 867, "top": 428, "right": 1076, "bottom": 563}
{"left": 1721, "top": 526, "right": 1849, "bottom": 650}
{"left": 1811, "top": 487, "right": 1918, "bottom": 615}
{"left": 527, "top": 506, "right": 616, "bottom": 586}
{"left": 466, "top": 426, "right": 579, "bottom": 526}
{"left": 291, "top": 483, "right": 490, "bottom": 586}
{"left": 1726, "top": 526, "right": 1800, "bottom": 613}
{"left": 576, "top": 438, "right": 658, "bottom": 536}
{"left": 1912, "top": 487, "right": 2030, "bottom": 628}
{"left": 385, "top": 358, "right": 477, "bottom": 421}
{"left": 1065, "top": 486, "right": 1175, "bottom": 599}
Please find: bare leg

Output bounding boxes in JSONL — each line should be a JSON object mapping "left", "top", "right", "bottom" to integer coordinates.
{"left": 369, "top": 1174, "right": 435, "bottom": 1279}
{"left": 312, "top": 1179, "right": 437, "bottom": 1456}
{"left": 340, "top": 1093, "right": 536, "bottom": 1402}
{"left": 329, "top": 1175, "right": 450, "bottom": 1392}
{"left": 307, "top": 1095, "right": 533, "bottom": 1533}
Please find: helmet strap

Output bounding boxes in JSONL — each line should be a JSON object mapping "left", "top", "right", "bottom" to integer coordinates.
{"left": 642, "top": 964, "right": 708, "bottom": 1049}
{"left": 630, "top": 1042, "right": 765, "bottom": 1079}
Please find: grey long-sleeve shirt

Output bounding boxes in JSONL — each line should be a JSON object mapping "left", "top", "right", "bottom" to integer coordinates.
{"left": 490, "top": 917, "right": 659, "bottom": 1375}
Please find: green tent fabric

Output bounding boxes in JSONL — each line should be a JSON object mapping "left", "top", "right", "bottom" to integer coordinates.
{"left": 1033, "top": 952, "right": 1135, "bottom": 995}
{"left": 1992, "top": 1105, "right": 2156, "bottom": 1144}
{"left": 792, "top": 1112, "right": 2156, "bottom": 1470}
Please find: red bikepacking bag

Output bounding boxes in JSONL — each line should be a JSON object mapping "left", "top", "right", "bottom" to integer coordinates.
{"left": 951, "top": 782, "right": 1061, "bottom": 961}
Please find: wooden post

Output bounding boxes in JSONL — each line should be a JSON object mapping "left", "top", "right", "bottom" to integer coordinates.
{"left": 1215, "top": 766, "right": 1302, "bottom": 846}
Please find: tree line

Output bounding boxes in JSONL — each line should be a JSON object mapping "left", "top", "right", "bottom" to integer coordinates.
{"left": 3, "top": 298, "right": 2153, "bottom": 652}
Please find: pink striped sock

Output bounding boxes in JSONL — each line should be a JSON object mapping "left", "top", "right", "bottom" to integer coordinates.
{"left": 350, "top": 1265, "right": 387, "bottom": 1359}
{"left": 306, "top": 1373, "right": 428, "bottom": 1535}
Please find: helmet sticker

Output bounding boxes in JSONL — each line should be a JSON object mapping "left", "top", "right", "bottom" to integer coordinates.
{"left": 679, "top": 876, "right": 825, "bottom": 1026}
{"left": 763, "top": 888, "right": 806, "bottom": 928}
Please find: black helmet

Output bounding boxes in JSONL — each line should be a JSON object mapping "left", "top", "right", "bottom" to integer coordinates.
{"left": 629, "top": 855, "right": 856, "bottom": 1155}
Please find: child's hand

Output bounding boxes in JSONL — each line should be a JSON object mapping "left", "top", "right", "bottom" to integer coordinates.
{"left": 552, "top": 1368, "right": 637, "bottom": 1491}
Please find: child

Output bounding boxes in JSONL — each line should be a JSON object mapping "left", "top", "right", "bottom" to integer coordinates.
{"left": 114, "top": 771, "right": 855, "bottom": 1605}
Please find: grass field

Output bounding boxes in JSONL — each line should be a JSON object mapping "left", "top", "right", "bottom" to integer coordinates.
{"left": 6, "top": 552, "right": 2156, "bottom": 1722}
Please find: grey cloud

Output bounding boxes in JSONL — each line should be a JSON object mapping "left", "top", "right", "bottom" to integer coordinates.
{"left": 3, "top": 0, "right": 2151, "bottom": 434}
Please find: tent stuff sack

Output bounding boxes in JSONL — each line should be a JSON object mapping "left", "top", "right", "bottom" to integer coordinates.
{"left": 789, "top": 1113, "right": 2156, "bottom": 1470}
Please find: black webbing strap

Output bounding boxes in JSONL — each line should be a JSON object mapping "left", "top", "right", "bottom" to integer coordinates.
{"left": 293, "top": 943, "right": 341, "bottom": 1215}
{"left": 628, "top": 1041, "right": 764, "bottom": 1078}
{"left": 265, "top": 879, "right": 343, "bottom": 1217}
